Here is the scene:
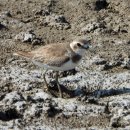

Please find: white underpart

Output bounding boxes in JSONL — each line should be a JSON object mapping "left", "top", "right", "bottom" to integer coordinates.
{"left": 76, "top": 48, "right": 86, "bottom": 56}
{"left": 33, "top": 59, "right": 82, "bottom": 71}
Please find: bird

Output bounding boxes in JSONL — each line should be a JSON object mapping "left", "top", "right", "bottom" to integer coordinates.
{"left": 13, "top": 39, "right": 91, "bottom": 98}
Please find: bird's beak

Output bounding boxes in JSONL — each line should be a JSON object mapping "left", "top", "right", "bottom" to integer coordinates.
{"left": 82, "top": 44, "right": 92, "bottom": 50}
{"left": 88, "top": 44, "right": 92, "bottom": 48}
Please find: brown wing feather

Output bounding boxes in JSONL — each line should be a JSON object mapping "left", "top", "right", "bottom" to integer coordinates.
{"left": 44, "top": 56, "right": 70, "bottom": 67}
{"left": 14, "top": 43, "right": 73, "bottom": 67}
{"left": 13, "top": 51, "right": 34, "bottom": 59}
{"left": 32, "top": 44, "right": 71, "bottom": 67}
{"left": 31, "top": 43, "right": 69, "bottom": 57}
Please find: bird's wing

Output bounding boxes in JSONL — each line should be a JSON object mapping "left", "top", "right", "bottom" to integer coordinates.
{"left": 14, "top": 43, "right": 73, "bottom": 67}
{"left": 31, "top": 43, "right": 68, "bottom": 57}
{"left": 31, "top": 43, "right": 71, "bottom": 67}
{"left": 13, "top": 51, "right": 35, "bottom": 59}
{"left": 43, "top": 56, "right": 70, "bottom": 67}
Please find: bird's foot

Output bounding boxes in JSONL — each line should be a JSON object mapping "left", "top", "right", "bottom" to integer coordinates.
{"left": 43, "top": 84, "right": 50, "bottom": 92}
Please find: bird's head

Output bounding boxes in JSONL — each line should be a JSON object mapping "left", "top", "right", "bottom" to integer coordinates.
{"left": 70, "top": 39, "right": 91, "bottom": 56}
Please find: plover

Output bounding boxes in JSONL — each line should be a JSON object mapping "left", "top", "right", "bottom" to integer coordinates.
{"left": 14, "top": 39, "right": 91, "bottom": 98}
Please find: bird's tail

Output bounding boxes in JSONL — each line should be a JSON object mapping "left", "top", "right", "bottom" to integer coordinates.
{"left": 13, "top": 51, "right": 34, "bottom": 59}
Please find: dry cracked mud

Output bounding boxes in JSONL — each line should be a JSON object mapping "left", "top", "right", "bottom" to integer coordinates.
{"left": 0, "top": 0, "right": 130, "bottom": 129}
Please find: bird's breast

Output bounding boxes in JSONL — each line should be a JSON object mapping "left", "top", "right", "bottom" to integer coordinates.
{"left": 71, "top": 54, "right": 82, "bottom": 63}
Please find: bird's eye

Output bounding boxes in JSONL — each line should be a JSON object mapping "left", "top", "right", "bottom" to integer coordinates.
{"left": 77, "top": 43, "right": 81, "bottom": 47}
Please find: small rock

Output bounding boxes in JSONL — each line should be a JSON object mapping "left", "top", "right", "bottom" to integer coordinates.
{"left": 24, "top": 32, "right": 35, "bottom": 42}
{"left": 3, "top": 91, "right": 23, "bottom": 105}
{"left": 35, "top": 9, "right": 50, "bottom": 16}
{"left": 0, "top": 11, "right": 11, "bottom": 18}
{"left": 15, "top": 32, "right": 36, "bottom": 42}
{"left": 113, "top": 25, "right": 120, "bottom": 33}
{"left": 14, "top": 31, "right": 42, "bottom": 45}
{"left": 81, "top": 21, "right": 105, "bottom": 33}
{"left": 31, "top": 38, "right": 42, "bottom": 45}
{"left": 44, "top": 14, "right": 70, "bottom": 30}
{"left": 33, "top": 91, "right": 51, "bottom": 101}
{"left": 14, "top": 101, "right": 26, "bottom": 113}
{"left": 121, "top": 57, "right": 130, "bottom": 69}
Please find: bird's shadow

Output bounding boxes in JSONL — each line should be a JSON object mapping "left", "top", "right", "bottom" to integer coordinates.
{"left": 92, "top": 87, "right": 130, "bottom": 98}
{"left": 48, "top": 81, "right": 75, "bottom": 98}
{"left": 48, "top": 81, "right": 130, "bottom": 99}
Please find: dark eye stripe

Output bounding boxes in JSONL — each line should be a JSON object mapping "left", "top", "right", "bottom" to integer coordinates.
{"left": 77, "top": 43, "right": 81, "bottom": 47}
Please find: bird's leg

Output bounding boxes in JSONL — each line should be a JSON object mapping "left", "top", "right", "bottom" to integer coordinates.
{"left": 42, "top": 69, "right": 49, "bottom": 91}
{"left": 55, "top": 71, "right": 63, "bottom": 98}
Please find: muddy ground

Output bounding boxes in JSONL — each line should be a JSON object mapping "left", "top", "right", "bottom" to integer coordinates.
{"left": 0, "top": 0, "right": 130, "bottom": 129}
